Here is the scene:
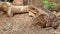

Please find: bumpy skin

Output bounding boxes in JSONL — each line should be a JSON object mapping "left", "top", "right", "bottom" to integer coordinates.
{"left": 0, "top": 2, "right": 39, "bottom": 17}
{"left": 36, "top": 14, "right": 51, "bottom": 28}
{"left": 35, "top": 14, "right": 59, "bottom": 29}
{"left": 51, "top": 17, "right": 59, "bottom": 29}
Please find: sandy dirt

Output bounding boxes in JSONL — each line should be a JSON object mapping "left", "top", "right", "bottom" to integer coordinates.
{"left": 0, "top": 13, "right": 60, "bottom": 34}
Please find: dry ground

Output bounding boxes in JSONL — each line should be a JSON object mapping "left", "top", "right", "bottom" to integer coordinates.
{"left": 0, "top": 13, "right": 60, "bottom": 34}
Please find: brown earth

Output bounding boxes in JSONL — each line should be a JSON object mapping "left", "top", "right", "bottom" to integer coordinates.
{"left": 0, "top": 0, "right": 60, "bottom": 34}
{"left": 0, "top": 13, "right": 60, "bottom": 34}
